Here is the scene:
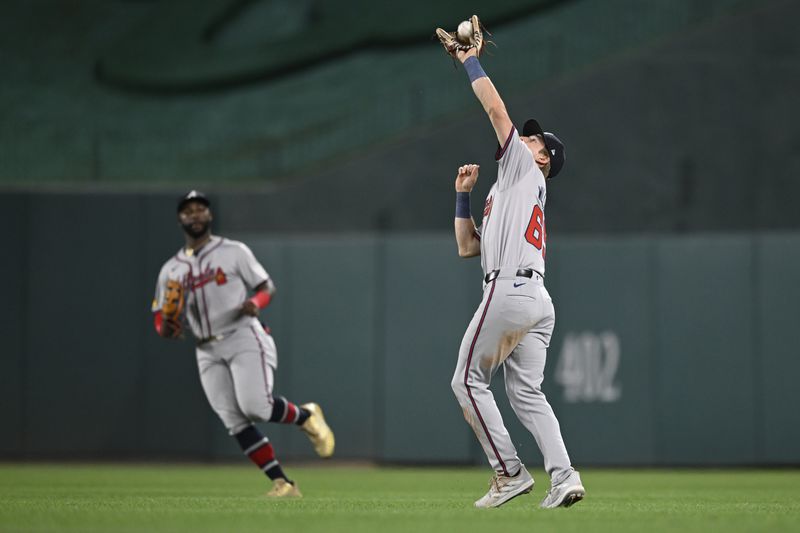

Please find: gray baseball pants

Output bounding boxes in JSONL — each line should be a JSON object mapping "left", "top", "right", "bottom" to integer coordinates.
{"left": 451, "top": 268, "right": 573, "bottom": 484}
{"left": 196, "top": 326, "right": 278, "bottom": 435}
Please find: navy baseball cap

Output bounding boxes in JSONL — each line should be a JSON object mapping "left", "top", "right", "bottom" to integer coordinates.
{"left": 522, "top": 119, "right": 565, "bottom": 179}
{"left": 177, "top": 190, "right": 210, "bottom": 212}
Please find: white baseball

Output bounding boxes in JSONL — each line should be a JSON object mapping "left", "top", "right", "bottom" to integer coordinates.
{"left": 457, "top": 20, "right": 472, "bottom": 43}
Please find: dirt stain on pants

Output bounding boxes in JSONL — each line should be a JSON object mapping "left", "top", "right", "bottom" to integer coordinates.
{"left": 481, "top": 328, "right": 528, "bottom": 370}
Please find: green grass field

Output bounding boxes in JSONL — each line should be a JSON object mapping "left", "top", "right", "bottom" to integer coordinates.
{"left": 1, "top": 464, "right": 798, "bottom": 532}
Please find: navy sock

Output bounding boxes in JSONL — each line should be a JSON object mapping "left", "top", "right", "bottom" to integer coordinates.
{"left": 234, "top": 425, "right": 290, "bottom": 482}
{"left": 269, "top": 396, "right": 310, "bottom": 425}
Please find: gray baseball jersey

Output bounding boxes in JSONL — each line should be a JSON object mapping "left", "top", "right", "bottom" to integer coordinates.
{"left": 451, "top": 126, "right": 574, "bottom": 486}
{"left": 153, "top": 236, "right": 271, "bottom": 351}
{"left": 475, "top": 127, "right": 547, "bottom": 277}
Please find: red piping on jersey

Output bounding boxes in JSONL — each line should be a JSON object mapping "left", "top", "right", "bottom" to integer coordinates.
{"left": 250, "top": 325, "right": 273, "bottom": 403}
{"left": 495, "top": 126, "right": 516, "bottom": 161}
{"left": 199, "top": 283, "right": 212, "bottom": 337}
{"left": 198, "top": 237, "right": 224, "bottom": 261}
{"left": 196, "top": 238, "right": 224, "bottom": 336}
{"left": 174, "top": 255, "right": 204, "bottom": 338}
{"left": 463, "top": 279, "right": 509, "bottom": 476}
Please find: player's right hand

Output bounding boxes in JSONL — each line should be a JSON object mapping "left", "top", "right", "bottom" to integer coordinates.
{"left": 457, "top": 47, "right": 478, "bottom": 63}
{"left": 240, "top": 300, "right": 259, "bottom": 317}
{"left": 455, "top": 164, "right": 479, "bottom": 192}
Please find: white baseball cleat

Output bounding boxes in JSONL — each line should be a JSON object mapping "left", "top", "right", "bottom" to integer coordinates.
{"left": 474, "top": 466, "right": 534, "bottom": 508}
{"left": 539, "top": 470, "right": 585, "bottom": 509}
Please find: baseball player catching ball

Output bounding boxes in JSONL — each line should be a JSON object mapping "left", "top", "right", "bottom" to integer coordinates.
{"left": 437, "top": 17, "right": 585, "bottom": 508}
{"left": 152, "top": 190, "right": 334, "bottom": 498}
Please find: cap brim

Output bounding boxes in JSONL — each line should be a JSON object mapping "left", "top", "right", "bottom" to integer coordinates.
{"left": 522, "top": 119, "right": 545, "bottom": 138}
{"left": 543, "top": 132, "right": 565, "bottom": 179}
{"left": 177, "top": 196, "right": 210, "bottom": 213}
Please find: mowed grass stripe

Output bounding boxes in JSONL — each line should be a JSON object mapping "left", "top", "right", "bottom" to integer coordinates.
{"left": 0, "top": 464, "right": 797, "bottom": 533}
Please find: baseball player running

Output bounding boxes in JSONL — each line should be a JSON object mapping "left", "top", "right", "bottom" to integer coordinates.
{"left": 152, "top": 190, "right": 335, "bottom": 498}
{"left": 437, "top": 17, "right": 585, "bottom": 509}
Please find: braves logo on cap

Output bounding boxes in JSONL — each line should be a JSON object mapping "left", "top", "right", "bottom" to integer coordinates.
{"left": 177, "top": 190, "right": 210, "bottom": 212}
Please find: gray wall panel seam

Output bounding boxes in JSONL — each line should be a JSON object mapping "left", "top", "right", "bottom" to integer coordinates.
{"left": 134, "top": 194, "right": 146, "bottom": 455}
{"left": 649, "top": 237, "right": 661, "bottom": 466}
{"left": 751, "top": 234, "right": 764, "bottom": 463}
{"left": 373, "top": 238, "right": 386, "bottom": 461}
{"left": 19, "top": 194, "right": 31, "bottom": 457}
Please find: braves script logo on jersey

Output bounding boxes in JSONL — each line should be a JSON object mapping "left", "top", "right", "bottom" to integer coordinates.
{"left": 185, "top": 266, "right": 228, "bottom": 290}
{"left": 483, "top": 195, "right": 494, "bottom": 218}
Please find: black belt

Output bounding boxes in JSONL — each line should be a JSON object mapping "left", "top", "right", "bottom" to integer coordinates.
{"left": 196, "top": 335, "right": 222, "bottom": 346}
{"left": 484, "top": 268, "right": 542, "bottom": 283}
{"left": 196, "top": 329, "right": 236, "bottom": 346}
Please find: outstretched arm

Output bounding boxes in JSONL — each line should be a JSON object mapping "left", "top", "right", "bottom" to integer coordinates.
{"left": 457, "top": 48, "right": 514, "bottom": 145}
{"left": 454, "top": 164, "right": 481, "bottom": 258}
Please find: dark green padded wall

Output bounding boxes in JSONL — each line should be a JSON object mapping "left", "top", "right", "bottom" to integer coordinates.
{"left": 4, "top": 193, "right": 800, "bottom": 465}
{"left": 380, "top": 236, "right": 483, "bottom": 463}
{"left": 757, "top": 234, "right": 800, "bottom": 463}
{"left": 543, "top": 238, "right": 657, "bottom": 466}
{"left": 654, "top": 237, "right": 757, "bottom": 464}
{"left": 0, "top": 195, "right": 28, "bottom": 454}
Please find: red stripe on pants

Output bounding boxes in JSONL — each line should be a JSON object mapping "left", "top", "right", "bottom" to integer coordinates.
{"left": 464, "top": 280, "right": 509, "bottom": 476}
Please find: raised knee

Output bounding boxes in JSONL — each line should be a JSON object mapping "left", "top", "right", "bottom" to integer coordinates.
{"left": 239, "top": 402, "right": 270, "bottom": 424}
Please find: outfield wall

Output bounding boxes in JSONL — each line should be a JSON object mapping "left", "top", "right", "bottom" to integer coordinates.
{"left": 2, "top": 194, "right": 799, "bottom": 465}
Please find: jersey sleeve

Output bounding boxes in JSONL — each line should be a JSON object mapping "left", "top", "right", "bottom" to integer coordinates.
{"left": 235, "top": 243, "right": 270, "bottom": 290}
{"left": 495, "top": 126, "right": 534, "bottom": 190}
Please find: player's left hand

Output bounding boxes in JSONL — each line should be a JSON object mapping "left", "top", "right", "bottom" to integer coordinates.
{"left": 455, "top": 164, "right": 480, "bottom": 192}
{"left": 240, "top": 300, "right": 259, "bottom": 317}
